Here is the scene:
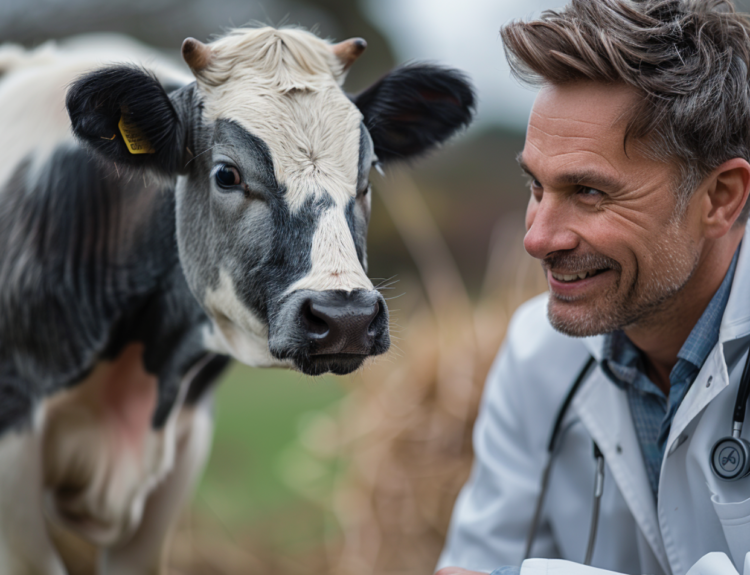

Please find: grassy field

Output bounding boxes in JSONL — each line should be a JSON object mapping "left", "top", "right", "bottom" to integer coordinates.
{"left": 192, "top": 362, "right": 345, "bottom": 555}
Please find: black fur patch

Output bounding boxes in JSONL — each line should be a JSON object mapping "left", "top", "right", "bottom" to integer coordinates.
{"left": 253, "top": 192, "right": 333, "bottom": 325}
{"left": 66, "top": 66, "right": 188, "bottom": 175}
{"left": 102, "top": 265, "right": 219, "bottom": 426}
{"left": 185, "top": 353, "right": 232, "bottom": 405}
{"left": 353, "top": 64, "right": 476, "bottom": 163}
{"left": 356, "top": 123, "right": 373, "bottom": 193}
{"left": 0, "top": 142, "right": 215, "bottom": 429}
{"left": 346, "top": 196, "right": 367, "bottom": 268}
{"left": 191, "top": 120, "right": 330, "bottom": 327}
{"left": 0, "top": 366, "right": 33, "bottom": 435}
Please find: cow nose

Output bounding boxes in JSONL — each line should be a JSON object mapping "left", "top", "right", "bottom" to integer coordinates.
{"left": 268, "top": 289, "right": 390, "bottom": 375}
{"left": 300, "top": 291, "right": 383, "bottom": 355}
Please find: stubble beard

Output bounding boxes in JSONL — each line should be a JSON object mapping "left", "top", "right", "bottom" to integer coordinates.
{"left": 546, "top": 225, "right": 701, "bottom": 338}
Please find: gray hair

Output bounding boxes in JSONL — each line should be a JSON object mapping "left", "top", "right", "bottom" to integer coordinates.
{"left": 502, "top": 0, "right": 750, "bottom": 218}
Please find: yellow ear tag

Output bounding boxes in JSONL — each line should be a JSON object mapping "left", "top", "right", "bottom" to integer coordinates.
{"left": 118, "top": 115, "right": 155, "bottom": 154}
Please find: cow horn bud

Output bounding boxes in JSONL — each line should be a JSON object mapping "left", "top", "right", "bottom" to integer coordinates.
{"left": 181, "top": 37, "right": 213, "bottom": 73}
{"left": 331, "top": 38, "right": 367, "bottom": 71}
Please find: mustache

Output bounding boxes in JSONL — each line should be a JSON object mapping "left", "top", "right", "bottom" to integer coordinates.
{"left": 542, "top": 252, "right": 621, "bottom": 273}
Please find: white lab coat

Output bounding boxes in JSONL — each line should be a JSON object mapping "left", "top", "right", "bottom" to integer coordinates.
{"left": 438, "top": 238, "right": 750, "bottom": 575}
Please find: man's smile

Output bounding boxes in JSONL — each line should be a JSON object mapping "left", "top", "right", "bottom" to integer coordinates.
{"left": 547, "top": 267, "right": 616, "bottom": 300}
{"left": 549, "top": 268, "right": 607, "bottom": 282}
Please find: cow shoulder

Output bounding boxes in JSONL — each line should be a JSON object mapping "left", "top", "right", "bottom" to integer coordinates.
{"left": 0, "top": 139, "right": 182, "bottom": 407}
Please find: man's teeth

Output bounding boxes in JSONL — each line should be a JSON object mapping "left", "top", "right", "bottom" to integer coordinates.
{"left": 551, "top": 271, "right": 596, "bottom": 282}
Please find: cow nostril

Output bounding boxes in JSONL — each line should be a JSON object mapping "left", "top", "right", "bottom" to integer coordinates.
{"left": 367, "top": 301, "right": 383, "bottom": 337}
{"left": 301, "top": 299, "right": 329, "bottom": 338}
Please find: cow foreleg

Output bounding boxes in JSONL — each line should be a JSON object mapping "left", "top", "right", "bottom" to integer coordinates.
{"left": 99, "top": 400, "right": 214, "bottom": 575}
{"left": 0, "top": 409, "right": 68, "bottom": 575}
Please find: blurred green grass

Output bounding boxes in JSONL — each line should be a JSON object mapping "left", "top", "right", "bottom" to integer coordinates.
{"left": 192, "top": 362, "right": 345, "bottom": 552}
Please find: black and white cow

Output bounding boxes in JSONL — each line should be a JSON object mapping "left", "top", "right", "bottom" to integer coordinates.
{"left": 0, "top": 28, "right": 474, "bottom": 573}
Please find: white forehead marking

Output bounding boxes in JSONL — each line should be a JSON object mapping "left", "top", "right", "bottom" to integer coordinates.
{"left": 202, "top": 269, "right": 287, "bottom": 367}
{"left": 286, "top": 207, "right": 373, "bottom": 294}
{"left": 195, "top": 27, "right": 362, "bottom": 212}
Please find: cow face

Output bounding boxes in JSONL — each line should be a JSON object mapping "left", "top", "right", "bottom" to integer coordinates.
{"left": 66, "top": 27, "right": 475, "bottom": 376}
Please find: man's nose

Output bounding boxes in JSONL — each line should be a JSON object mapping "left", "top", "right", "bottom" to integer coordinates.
{"left": 523, "top": 196, "right": 579, "bottom": 260}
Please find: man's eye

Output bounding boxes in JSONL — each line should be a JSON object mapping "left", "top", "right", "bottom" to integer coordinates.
{"left": 529, "top": 179, "right": 543, "bottom": 200}
{"left": 213, "top": 164, "right": 241, "bottom": 188}
{"left": 578, "top": 187, "right": 603, "bottom": 201}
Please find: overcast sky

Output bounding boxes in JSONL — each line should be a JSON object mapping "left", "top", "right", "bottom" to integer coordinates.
{"left": 361, "top": 0, "right": 566, "bottom": 132}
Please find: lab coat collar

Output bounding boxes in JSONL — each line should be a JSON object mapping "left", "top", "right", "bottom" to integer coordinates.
{"left": 582, "top": 333, "right": 605, "bottom": 362}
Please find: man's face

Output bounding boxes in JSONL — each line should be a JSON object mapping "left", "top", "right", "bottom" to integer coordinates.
{"left": 521, "top": 82, "right": 703, "bottom": 337}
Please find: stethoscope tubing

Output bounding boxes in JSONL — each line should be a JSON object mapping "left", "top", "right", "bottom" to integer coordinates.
{"left": 584, "top": 444, "right": 605, "bottom": 566}
{"left": 523, "top": 357, "right": 596, "bottom": 562}
{"left": 524, "top": 346, "right": 750, "bottom": 568}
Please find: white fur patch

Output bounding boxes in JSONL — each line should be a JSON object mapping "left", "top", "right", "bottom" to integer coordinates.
{"left": 101, "top": 401, "right": 214, "bottom": 574}
{"left": 286, "top": 207, "right": 373, "bottom": 293}
{"left": 202, "top": 268, "right": 290, "bottom": 367}
{"left": 41, "top": 344, "right": 182, "bottom": 548}
{"left": 195, "top": 27, "right": 363, "bottom": 212}
{"left": 0, "top": 408, "right": 67, "bottom": 575}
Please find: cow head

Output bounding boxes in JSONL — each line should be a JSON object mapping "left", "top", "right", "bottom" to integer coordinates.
{"left": 66, "top": 27, "right": 475, "bottom": 376}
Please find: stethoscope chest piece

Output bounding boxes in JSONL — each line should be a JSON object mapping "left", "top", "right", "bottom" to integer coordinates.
{"left": 710, "top": 346, "right": 750, "bottom": 481}
{"left": 711, "top": 435, "right": 750, "bottom": 480}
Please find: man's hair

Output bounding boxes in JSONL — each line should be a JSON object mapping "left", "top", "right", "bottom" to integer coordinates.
{"left": 502, "top": 0, "right": 750, "bottom": 217}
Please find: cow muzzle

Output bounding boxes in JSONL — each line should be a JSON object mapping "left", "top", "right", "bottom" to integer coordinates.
{"left": 269, "top": 289, "right": 390, "bottom": 375}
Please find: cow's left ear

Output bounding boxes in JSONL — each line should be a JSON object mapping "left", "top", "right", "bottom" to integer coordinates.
{"left": 353, "top": 64, "right": 476, "bottom": 163}
{"left": 66, "top": 66, "right": 188, "bottom": 175}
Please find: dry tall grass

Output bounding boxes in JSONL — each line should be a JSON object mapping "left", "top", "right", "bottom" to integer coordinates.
{"left": 169, "top": 169, "right": 546, "bottom": 575}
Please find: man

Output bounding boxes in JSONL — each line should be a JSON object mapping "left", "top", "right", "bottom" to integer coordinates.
{"left": 437, "top": 1, "right": 750, "bottom": 574}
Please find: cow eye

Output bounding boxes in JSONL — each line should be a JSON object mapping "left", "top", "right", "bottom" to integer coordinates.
{"left": 214, "top": 164, "right": 241, "bottom": 188}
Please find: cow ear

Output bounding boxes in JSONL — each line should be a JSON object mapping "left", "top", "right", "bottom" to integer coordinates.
{"left": 66, "top": 66, "right": 187, "bottom": 175}
{"left": 353, "top": 64, "right": 476, "bottom": 163}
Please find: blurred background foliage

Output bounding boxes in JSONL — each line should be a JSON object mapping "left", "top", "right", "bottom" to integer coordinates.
{"left": 11, "top": 0, "right": 745, "bottom": 573}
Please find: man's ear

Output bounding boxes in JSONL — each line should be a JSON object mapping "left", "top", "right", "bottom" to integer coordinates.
{"left": 703, "top": 158, "right": 750, "bottom": 237}
{"left": 66, "top": 66, "right": 188, "bottom": 175}
{"left": 353, "top": 64, "right": 476, "bottom": 163}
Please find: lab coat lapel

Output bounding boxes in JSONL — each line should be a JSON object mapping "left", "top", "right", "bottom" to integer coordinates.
{"left": 571, "top": 364, "right": 671, "bottom": 574}
{"left": 664, "top": 347, "right": 729, "bottom": 459}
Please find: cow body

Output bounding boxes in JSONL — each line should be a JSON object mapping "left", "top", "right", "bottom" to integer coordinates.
{"left": 0, "top": 41, "right": 227, "bottom": 573}
{"left": 0, "top": 29, "right": 474, "bottom": 574}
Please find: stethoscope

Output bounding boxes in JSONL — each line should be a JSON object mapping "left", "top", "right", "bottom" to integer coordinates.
{"left": 523, "top": 349, "right": 750, "bottom": 566}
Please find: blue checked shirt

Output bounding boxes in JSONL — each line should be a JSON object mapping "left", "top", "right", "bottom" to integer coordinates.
{"left": 601, "top": 248, "right": 739, "bottom": 498}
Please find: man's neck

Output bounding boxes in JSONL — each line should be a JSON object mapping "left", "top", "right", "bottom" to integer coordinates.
{"left": 625, "top": 233, "right": 742, "bottom": 395}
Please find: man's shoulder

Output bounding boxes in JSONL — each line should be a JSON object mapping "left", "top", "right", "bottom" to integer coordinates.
{"left": 478, "top": 293, "right": 594, "bottom": 455}
{"left": 485, "top": 293, "right": 593, "bottom": 404}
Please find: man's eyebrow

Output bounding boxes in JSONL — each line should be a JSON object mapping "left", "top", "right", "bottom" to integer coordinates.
{"left": 516, "top": 152, "right": 540, "bottom": 184}
{"left": 516, "top": 152, "right": 533, "bottom": 176}
{"left": 515, "top": 152, "right": 621, "bottom": 191}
